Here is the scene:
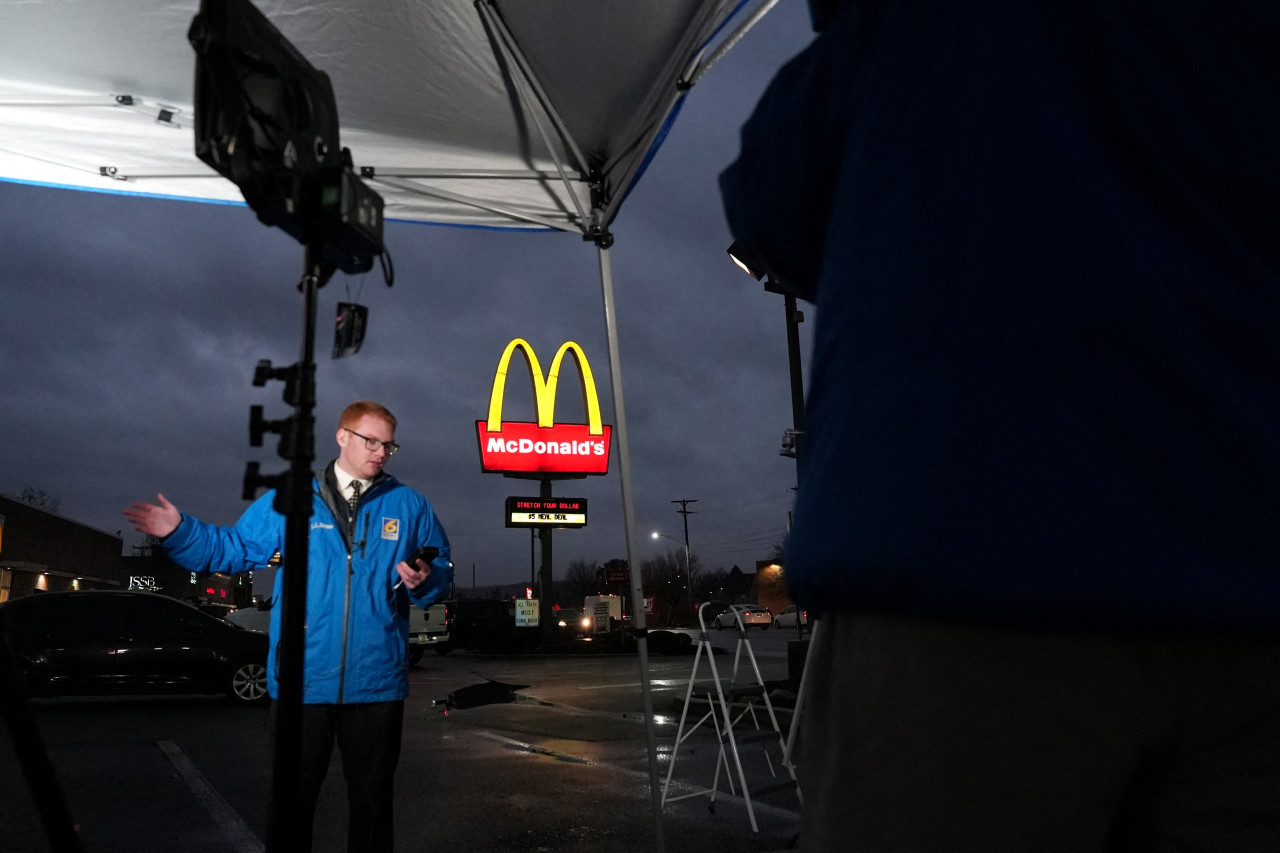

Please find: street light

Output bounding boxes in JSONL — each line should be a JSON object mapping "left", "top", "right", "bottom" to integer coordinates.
{"left": 651, "top": 532, "right": 691, "bottom": 592}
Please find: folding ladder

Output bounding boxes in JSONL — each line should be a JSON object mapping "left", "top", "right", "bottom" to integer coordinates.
{"left": 661, "top": 602, "right": 799, "bottom": 832}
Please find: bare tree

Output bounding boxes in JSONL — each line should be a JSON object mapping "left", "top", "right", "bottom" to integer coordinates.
{"left": 19, "top": 486, "right": 61, "bottom": 514}
{"left": 601, "top": 557, "right": 629, "bottom": 576}
{"left": 642, "top": 548, "right": 706, "bottom": 626}
{"left": 692, "top": 565, "right": 726, "bottom": 609}
{"left": 559, "top": 559, "right": 600, "bottom": 607}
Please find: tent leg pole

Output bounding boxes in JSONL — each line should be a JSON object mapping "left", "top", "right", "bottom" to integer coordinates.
{"left": 597, "top": 241, "right": 666, "bottom": 853}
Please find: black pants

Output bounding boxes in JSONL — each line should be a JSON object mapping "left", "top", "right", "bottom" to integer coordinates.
{"left": 272, "top": 700, "right": 405, "bottom": 853}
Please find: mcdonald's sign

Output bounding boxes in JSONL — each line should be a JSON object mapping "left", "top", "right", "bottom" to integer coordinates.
{"left": 476, "top": 338, "right": 613, "bottom": 475}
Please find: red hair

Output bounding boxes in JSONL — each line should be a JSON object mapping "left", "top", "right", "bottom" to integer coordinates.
{"left": 339, "top": 400, "right": 397, "bottom": 431}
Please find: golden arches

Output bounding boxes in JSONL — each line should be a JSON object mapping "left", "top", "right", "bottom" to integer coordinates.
{"left": 485, "top": 338, "right": 604, "bottom": 435}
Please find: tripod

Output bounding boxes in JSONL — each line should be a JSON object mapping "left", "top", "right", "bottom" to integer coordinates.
{"left": 0, "top": 606, "right": 87, "bottom": 852}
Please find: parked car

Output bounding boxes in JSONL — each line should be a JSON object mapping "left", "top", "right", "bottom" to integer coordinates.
{"left": 226, "top": 604, "right": 272, "bottom": 633}
{"left": 772, "top": 605, "right": 809, "bottom": 630}
{"left": 698, "top": 600, "right": 731, "bottom": 626}
{"left": 1, "top": 590, "right": 270, "bottom": 704}
{"left": 712, "top": 604, "right": 772, "bottom": 630}
{"left": 433, "top": 599, "right": 516, "bottom": 653}
{"left": 197, "top": 602, "right": 237, "bottom": 620}
{"left": 407, "top": 602, "right": 449, "bottom": 663}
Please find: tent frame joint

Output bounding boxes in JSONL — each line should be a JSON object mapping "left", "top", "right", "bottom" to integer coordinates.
{"left": 587, "top": 227, "right": 614, "bottom": 249}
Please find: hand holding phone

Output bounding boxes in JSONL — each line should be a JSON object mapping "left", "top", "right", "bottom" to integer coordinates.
{"left": 394, "top": 545, "right": 439, "bottom": 591}
{"left": 405, "top": 546, "right": 438, "bottom": 569}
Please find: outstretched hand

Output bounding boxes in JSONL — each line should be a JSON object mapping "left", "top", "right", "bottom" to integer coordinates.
{"left": 124, "top": 493, "right": 181, "bottom": 539}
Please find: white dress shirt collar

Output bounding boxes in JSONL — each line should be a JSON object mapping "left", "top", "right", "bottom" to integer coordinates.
{"left": 333, "top": 464, "right": 370, "bottom": 502}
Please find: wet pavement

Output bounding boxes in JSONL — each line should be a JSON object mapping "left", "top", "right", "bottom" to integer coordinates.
{"left": 2, "top": 635, "right": 806, "bottom": 852}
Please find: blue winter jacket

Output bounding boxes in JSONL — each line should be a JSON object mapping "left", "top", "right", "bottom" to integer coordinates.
{"left": 163, "top": 463, "right": 453, "bottom": 702}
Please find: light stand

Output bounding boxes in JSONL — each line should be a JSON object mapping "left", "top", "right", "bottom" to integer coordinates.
{"left": 769, "top": 282, "right": 806, "bottom": 461}
{"left": 243, "top": 244, "right": 332, "bottom": 850}
{"left": 727, "top": 241, "right": 805, "bottom": 643}
{"left": 727, "top": 242, "right": 805, "bottom": 461}
{"left": 189, "top": 0, "right": 388, "bottom": 846}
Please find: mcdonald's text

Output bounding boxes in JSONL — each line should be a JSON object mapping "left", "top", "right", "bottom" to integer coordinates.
{"left": 477, "top": 421, "right": 611, "bottom": 474}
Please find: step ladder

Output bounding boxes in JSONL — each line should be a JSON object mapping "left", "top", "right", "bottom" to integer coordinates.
{"left": 661, "top": 602, "right": 800, "bottom": 832}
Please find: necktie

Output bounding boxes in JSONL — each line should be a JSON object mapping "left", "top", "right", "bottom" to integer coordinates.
{"left": 348, "top": 480, "right": 362, "bottom": 517}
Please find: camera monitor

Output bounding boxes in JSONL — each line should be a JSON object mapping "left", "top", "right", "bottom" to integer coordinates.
{"left": 189, "top": 0, "right": 384, "bottom": 273}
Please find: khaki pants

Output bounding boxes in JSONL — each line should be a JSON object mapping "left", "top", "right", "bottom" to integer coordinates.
{"left": 800, "top": 612, "right": 1280, "bottom": 852}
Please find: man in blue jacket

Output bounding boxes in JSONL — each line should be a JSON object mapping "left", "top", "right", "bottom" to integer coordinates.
{"left": 722, "top": 1, "right": 1279, "bottom": 850}
{"left": 126, "top": 400, "right": 452, "bottom": 852}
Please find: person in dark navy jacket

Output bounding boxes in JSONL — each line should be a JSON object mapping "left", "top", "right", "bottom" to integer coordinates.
{"left": 721, "top": 1, "right": 1280, "bottom": 849}
{"left": 127, "top": 400, "right": 452, "bottom": 852}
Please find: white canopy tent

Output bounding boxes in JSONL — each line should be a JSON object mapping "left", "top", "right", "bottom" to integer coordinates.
{"left": 0, "top": 0, "right": 777, "bottom": 235}
{"left": 0, "top": 1, "right": 783, "bottom": 847}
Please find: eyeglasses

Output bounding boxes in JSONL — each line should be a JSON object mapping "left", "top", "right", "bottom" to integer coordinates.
{"left": 344, "top": 428, "right": 400, "bottom": 456}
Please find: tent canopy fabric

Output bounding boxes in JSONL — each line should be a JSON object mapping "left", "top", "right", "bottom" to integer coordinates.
{"left": 0, "top": 0, "right": 760, "bottom": 235}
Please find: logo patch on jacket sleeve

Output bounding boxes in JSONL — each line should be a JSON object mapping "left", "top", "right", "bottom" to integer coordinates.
{"left": 381, "top": 518, "right": 401, "bottom": 540}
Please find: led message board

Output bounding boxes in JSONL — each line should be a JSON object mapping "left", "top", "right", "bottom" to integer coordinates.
{"left": 505, "top": 496, "right": 588, "bottom": 528}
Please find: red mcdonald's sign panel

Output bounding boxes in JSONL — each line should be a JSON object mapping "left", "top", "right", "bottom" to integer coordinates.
{"left": 476, "top": 338, "right": 613, "bottom": 475}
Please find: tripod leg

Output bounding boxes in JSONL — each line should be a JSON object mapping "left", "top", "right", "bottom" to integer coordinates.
{"left": 0, "top": 609, "right": 87, "bottom": 852}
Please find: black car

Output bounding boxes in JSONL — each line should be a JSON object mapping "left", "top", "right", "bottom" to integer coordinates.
{"left": 1, "top": 590, "right": 269, "bottom": 704}
{"left": 434, "top": 599, "right": 517, "bottom": 653}
{"left": 553, "top": 608, "right": 585, "bottom": 638}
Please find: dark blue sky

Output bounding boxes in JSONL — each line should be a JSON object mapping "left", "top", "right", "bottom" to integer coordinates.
{"left": 0, "top": 2, "right": 815, "bottom": 593}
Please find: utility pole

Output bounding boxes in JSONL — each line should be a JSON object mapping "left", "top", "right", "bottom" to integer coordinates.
{"left": 671, "top": 499, "right": 697, "bottom": 592}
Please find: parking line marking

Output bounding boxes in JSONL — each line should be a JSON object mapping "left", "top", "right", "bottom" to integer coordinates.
{"left": 469, "top": 731, "right": 800, "bottom": 824}
{"left": 473, "top": 731, "right": 591, "bottom": 764}
{"left": 157, "top": 740, "right": 264, "bottom": 853}
{"left": 576, "top": 679, "right": 686, "bottom": 691}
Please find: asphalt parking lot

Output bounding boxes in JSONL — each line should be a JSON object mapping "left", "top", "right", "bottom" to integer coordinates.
{"left": 2, "top": 629, "right": 807, "bottom": 852}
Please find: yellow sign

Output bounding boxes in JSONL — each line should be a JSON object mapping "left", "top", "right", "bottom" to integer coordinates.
{"left": 485, "top": 338, "right": 604, "bottom": 433}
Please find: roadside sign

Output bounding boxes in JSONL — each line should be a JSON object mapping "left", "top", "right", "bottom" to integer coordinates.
{"left": 515, "top": 598, "right": 539, "bottom": 627}
{"left": 504, "top": 496, "right": 588, "bottom": 528}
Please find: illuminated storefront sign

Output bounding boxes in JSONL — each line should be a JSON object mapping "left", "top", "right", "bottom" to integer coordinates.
{"left": 505, "top": 496, "right": 587, "bottom": 528}
{"left": 476, "top": 338, "right": 612, "bottom": 475}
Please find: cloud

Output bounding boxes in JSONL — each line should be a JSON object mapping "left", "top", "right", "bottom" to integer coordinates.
{"left": 0, "top": 4, "right": 815, "bottom": 593}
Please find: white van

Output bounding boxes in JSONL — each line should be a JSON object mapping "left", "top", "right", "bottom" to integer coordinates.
{"left": 582, "top": 595, "right": 625, "bottom": 634}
